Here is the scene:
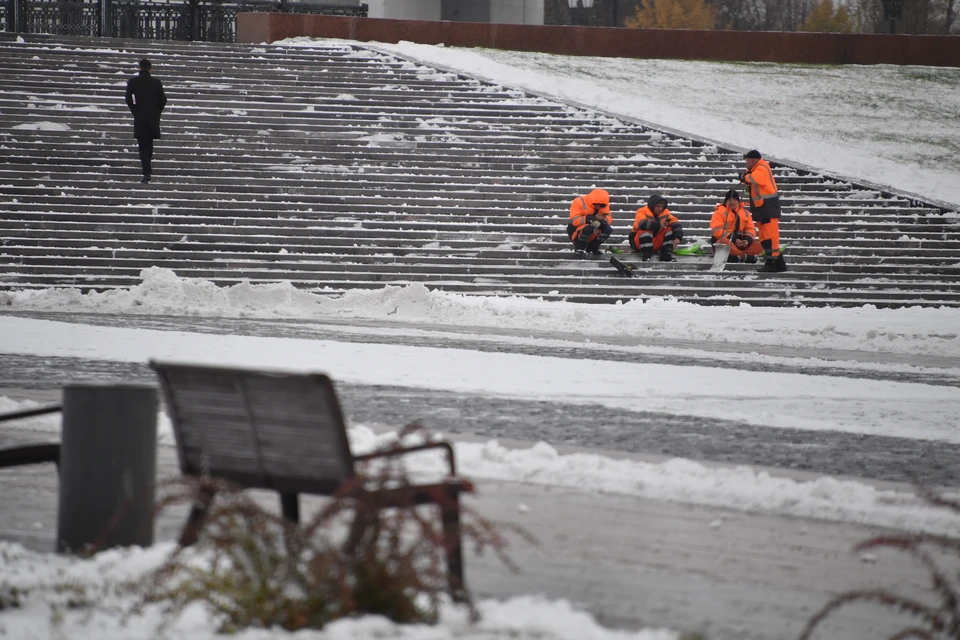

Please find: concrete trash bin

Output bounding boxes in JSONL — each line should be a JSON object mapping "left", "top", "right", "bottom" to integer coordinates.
{"left": 56, "top": 382, "right": 158, "bottom": 553}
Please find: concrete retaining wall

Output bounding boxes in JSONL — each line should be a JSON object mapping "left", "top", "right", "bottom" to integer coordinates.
{"left": 237, "top": 13, "right": 960, "bottom": 67}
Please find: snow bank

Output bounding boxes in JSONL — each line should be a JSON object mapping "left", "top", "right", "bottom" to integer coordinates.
{"left": 2, "top": 267, "right": 958, "bottom": 358}
{"left": 0, "top": 541, "right": 677, "bottom": 640}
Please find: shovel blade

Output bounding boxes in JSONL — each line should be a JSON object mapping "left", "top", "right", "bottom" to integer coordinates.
{"left": 710, "top": 243, "right": 731, "bottom": 272}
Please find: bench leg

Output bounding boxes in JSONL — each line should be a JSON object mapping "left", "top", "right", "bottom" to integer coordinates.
{"left": 441, "top": 491, "right": 466, "bottom": 602}
{"left": 280, "top": 492, "right": 299, "bottom": 523}
{"left": 179, "top": 485, "right": 216, "bottom": 547}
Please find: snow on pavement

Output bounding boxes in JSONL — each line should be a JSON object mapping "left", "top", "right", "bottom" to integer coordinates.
{"left": 0, "top": 542, "right": 678, "bottom": 640}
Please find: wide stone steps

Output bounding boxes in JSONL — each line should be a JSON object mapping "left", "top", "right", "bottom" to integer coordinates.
{"left": 0, "top": 182, "right": 918, "bottom": 206}
{"left": 0, "top": 201, "right": 944, "bottom": 232}
{"left": 4, "top": 220, "right": 954, "bottom": 256}
{"left": 1, "top": 33, "right": 958, "bottom": 308}
{"left": 0, "top": 165, "right": 915, "bottom": 196}
{"left": 0, "top": 218, "right": 953, "bottom": 249}
{"left": 3, "top": 253, "right": 958, "bottom": 288}
{"left": 0, "top": 178, "right": 914, "bottom": 200}
{"left": 0, "top": 170, "right": 862, "bottom": 191}
{"left": 0, "top": 165, "right": 894, "bottom": 191}
{"left": 0, "top": 206, "right": 952, "bottom": 236}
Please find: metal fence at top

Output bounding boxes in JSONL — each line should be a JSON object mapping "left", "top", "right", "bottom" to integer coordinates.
{"left": 1, "top": 0, "right": 367, "bottom": 41}
{"left": 18, "top": 0, "right": 102, "bottom": 36}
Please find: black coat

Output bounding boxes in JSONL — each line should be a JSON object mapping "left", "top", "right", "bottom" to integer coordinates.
{"left": 125, "top": 71, "right": 167, "bottom": 140}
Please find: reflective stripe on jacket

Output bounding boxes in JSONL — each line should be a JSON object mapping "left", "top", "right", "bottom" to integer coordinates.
{"left": 743, "top": 159, "right": 779, "bottom": 208}
{"left": 631, "top": 206, "right": 680, "bottom": 234}
{"left": 710, "top": 203, "right": 757, "bottom": 243}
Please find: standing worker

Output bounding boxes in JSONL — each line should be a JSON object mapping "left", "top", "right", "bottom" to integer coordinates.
{"left": 740, "top": 150, "right": 786, "bottom": 272}
{"left": 125, "top": 58, "right": 167, "bottom": 184}
{"left": 567, "top": 188, "right": 613, "bottom": 258}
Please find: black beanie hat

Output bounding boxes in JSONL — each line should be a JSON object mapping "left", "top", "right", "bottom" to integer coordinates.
{"left": 744, "top": 149, "right": 762, "bottom": 159}
{"left": 647, "top": 193, "right": 668, "bottom": 209}
{"left": 724, "top": 189, "right": 741, "bottom": 202}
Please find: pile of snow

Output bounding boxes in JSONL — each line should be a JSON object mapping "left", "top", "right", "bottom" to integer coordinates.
{"left": 2, "top": 267, "right": 958, "bottom": 358}
{"left": 0, "top": 542, "right": 677, "bottom": 640}
{"left": 11, "top": 121, "right": 71, "bottom": 131}
{"left": 353, "top": 426, "right": 960, "bottom": 536}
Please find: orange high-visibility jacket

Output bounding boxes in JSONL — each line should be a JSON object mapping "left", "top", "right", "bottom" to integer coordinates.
{"left": 569, "top": 189, "right": 612, "bottom": 229}
{"left": 743, "top": 159, "right": 779, "bottom": 209}
{"left": 710, "top": 202, "right": 758, "bottom": 243}
{"left": 632, "top": 205, "right": 679, "bottom": 235}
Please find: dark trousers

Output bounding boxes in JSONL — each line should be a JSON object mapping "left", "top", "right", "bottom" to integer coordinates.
{"left": 567, "top": 220, "right": 612, "bottom": 251}
{"left": 136, "top": 137, "right": 154, "bottom": 176}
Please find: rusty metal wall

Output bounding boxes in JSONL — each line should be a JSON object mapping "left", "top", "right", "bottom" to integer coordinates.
{"left": 236, "top": 13, "right": 960, "bottom": 67}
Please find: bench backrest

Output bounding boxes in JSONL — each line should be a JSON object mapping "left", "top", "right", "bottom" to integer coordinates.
{"left": 151, "top": 361, "right": 356, "bottom": 495}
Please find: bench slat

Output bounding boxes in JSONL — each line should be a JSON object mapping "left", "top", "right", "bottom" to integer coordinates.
{"left": 153, "top": 362, "right": 355, "bottom": 491}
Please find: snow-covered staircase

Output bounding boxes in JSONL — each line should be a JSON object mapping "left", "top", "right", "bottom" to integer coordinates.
{"left": 1, "top": 33, "right": 959, "bottom": 307}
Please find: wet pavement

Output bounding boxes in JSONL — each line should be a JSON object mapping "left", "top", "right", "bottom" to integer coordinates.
{"left": 2, "top": 311, "right": 959, "bottom": 639}
{"left": 1, "top": 344, "right": 958, "bottom": 486}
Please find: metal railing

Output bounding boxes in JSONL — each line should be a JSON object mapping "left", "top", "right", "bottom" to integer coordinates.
{"left": 1, "top": 0, "right": 11, "bottom": 32}
{"left": 2, "top": 0, "right": 367, "bottom": 41}
{"left": 23, "top": 0, "right": 102, "bottom": 35}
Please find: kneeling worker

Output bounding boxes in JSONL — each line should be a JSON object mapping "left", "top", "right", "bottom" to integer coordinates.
{"left": 629, "top": 194, "right": 683, "bottom": 262}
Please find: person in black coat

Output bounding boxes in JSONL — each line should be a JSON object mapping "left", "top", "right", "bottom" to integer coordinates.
{"left": 125, "top": 58, "right": 167, "bottom": 183}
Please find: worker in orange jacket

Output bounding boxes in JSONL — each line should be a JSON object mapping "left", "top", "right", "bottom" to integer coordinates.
{"left": 711, "top": 189, "right": 764, "bottom": 263}
{"left": 629, "top": 194, "right": 683, "bottom": 262}
{"left": 739, "top": 150, "right": 786, "bottom": 272}
{"left": 567, "top": 188, "right": 613, "bottom": 258}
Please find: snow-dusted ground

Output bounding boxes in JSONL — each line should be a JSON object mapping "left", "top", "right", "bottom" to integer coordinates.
{"left": 3, "top": 271, "right": 960, "bottom": 637}
{"left": 2, "top": 268, "right": 959, "bottom": 524}
{"left": 279, "top": 38, "right": 960, "bottom": 209}
{"left": 2, "top": 38, "right": 960, "bottom": 640}
{"left": 0, "top": 540, "right": 676, "bottom": 640}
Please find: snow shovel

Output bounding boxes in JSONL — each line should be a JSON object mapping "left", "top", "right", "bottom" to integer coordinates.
{"left": 710, "top": 208, "right": 736, "bottom": 272}
{"left": 710, "top": 242, "right": 730, "bottom": 272}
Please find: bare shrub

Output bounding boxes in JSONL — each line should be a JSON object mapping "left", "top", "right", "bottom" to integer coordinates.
{"left": 799, "top": 488, "right": 960, "bottom": 640}
{"left": 142, "top": 425, "right": 533, "bottom": 632}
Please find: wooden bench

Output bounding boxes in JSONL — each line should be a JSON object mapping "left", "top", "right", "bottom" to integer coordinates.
{"left": 150, "top": 360, "right": 472, "bottom": 597}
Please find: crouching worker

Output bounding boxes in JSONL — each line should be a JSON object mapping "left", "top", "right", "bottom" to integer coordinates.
{"left": 629, "top": 194, "right": 683, "bottom": 262}
{"left": 567, "top": 188, "right": 613, "bottom": 258}
{"left": 711, "top": 189, "right": 764, "bottom": 263}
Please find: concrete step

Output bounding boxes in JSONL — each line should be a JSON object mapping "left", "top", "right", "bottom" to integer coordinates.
{"left": 2, "top": 249, "right": 958, "bottom": 280}
{"left": 0, "top": 210, "right": 953, "bottom": 245}
{"left": 0, "top": 178, "right": 925, "bottom": 209}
